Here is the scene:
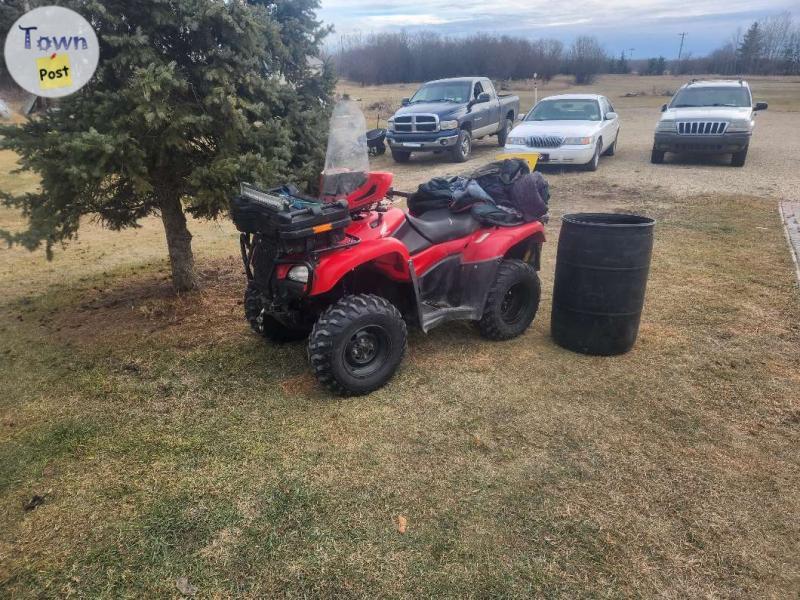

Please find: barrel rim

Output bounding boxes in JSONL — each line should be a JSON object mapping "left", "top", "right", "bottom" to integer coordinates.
{"left": 561, "top": 212, "right": 655, "bottom": 228}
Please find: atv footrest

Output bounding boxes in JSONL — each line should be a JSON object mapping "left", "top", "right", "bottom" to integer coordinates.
{"left": 419, "top": 304, "right": 476, "bottom": 333}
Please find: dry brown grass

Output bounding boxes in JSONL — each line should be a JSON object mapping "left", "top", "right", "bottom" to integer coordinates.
{"left": 1, "top": 75, "right": 799, "bottom": 597}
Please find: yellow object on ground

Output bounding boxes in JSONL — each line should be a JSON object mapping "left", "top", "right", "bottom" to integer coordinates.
{"left": 496, "top": 151, "right": 539, "bottom": 170}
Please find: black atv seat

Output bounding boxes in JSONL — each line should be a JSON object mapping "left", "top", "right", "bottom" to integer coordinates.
{"left": 404, "top": 209, "right": 481, "bottom": 245}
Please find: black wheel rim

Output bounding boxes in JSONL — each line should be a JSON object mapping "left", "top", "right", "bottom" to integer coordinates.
{"left": 500, "top": 283, "right": 527, "bottom": 325}
{"left": 343, "top": 325, "right": 391, "bottom": 378}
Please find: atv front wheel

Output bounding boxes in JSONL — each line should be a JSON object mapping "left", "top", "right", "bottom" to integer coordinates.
{"left": 244, "top": 283, "right": 309, "bottom": 343}
{"left": 479, "top": 260, "right": 541, "bottom": 341}
{"left": 308, "top": 294, "right": 407, "bottom": 395}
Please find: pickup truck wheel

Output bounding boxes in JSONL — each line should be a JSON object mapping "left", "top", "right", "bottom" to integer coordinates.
{"left": 451, "top": 129, "right": 471, "bottom": 162}
{"left": 731, "top": 146, "right": 748, "bottom": 167}
{"left": 650, "top": 147, "right": 665, "bottom": 164}
{"left": 391, "top": 149, "right": 411, "bottom": 163}
{"left": 583, "top": 140, "right": 601, "bottom": 171}
{"left": 497, "top": 118, "right": 513, "bottom": 147}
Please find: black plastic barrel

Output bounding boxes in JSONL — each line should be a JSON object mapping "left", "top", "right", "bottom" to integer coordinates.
{"left": 551, "top": 213, "right": 655, "bottom": 355}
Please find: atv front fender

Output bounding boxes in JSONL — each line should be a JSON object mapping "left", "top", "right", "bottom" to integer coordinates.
{"left": 310, "top": 238, "right": 411, "bottom": 296}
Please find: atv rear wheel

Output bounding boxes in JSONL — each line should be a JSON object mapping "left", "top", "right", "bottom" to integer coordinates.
{"left": 479, "top": 260, "right": 541, "bottom": 341}
{"left": 244, "top": 283, "right": 309, "bottom": 343}
{"left": 308, "top": 294, "right": 407, "bottom": 395}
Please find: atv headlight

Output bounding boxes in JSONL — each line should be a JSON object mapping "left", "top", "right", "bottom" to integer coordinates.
{"left": 440, "top": 120, "right": 459, "bottom": 130}
{"left": 563, "top": 136, "right": 593, "bottom": 145}
{"left": 287, "top": 265, "right": 309, "bottom": 284}
{"left": 656, "top": 120, "right": 677, "bottom": 132}
{"left": 506, "top": 136, "right": 527, "bottom": 146}
{"left": 726, "top": 119, "right": 752, "bottom": 132}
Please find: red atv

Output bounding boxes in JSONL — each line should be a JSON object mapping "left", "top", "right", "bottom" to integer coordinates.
{"left": 231, "top": 102, "right": 546, "bottom": 395}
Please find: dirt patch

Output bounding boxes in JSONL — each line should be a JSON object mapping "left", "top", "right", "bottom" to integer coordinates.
{"left": 48, "top": 257, "right": 247, "bottom": 349}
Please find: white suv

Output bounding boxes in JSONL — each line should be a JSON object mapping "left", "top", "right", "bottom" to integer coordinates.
{"left": 652, "top": 80, "right": 768, "bottom": 167}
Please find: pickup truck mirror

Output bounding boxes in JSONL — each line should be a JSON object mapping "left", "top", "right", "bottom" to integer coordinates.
{"left": 401, "top": 97, "right": 410, "bottom": 106}
{"left": 605, "top": 111, "right": 618, "bottom": 120}
{"left": 660, "top": 103, "right": 668, "bottom": 112}
{"left": 754, "top": 101, "right": 768, "bottom": 111}
{"left": 475, "top": 92, "right": 491, "bottom": 104}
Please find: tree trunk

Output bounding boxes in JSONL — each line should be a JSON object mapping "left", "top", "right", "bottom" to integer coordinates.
{"left": 159, "top": 192, "right": 197, "bottom": 292}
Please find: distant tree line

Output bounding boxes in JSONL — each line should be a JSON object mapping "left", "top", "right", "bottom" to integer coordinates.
{"left": 334, "top": 11, "right": 800, "bottom": 85}
{"left": 680, "top": 12, "right": 800, "bottom": 75}
{"left": 335, "top": 32, "right": 568, "bottom": 84}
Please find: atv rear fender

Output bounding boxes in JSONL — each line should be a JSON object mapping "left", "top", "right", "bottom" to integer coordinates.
{"left": 462, "top": 221, "right": 546, "bottom": 265}
{"left": 309, "top": 237, "right": 411, "bottom": 296}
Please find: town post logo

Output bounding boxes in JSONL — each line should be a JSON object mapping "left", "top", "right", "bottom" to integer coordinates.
{"left": 3, "top": 6, "right": 99, "bottom": 98}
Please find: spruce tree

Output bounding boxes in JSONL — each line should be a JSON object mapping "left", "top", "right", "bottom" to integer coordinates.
{"left": 1, "top": 0, "right": 334, "bottom": 291}
{"left": 737, "top": 22, "right": 763, "bottom": 74}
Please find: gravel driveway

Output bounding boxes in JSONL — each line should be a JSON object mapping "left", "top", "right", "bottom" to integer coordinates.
{"left": 371, "top": 106, "right": 799, "bottom": 202}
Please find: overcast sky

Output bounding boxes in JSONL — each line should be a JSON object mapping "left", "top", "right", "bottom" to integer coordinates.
{"left": 319, "top": 1, "right": 796, "bottom": 58}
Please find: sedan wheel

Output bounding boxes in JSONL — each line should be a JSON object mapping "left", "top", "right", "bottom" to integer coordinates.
{"left": 583, "top": 140, "right": 601, "bottom": 171}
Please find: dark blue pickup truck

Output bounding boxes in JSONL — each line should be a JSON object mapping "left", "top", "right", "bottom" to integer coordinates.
{"left": 386, "top": 77, "right": 520, "bottom": 163}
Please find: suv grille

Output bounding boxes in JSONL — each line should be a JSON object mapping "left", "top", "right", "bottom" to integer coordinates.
{"left": 394, "top": 114, "right": 439, "bottom": 133}
{"left": 524, "top": 135, "right": 564, "bottom": 148}
{"left": 678, "top": 121, "right": 728, "bottom": 135}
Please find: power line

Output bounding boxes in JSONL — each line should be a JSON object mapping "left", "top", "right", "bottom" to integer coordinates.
{"left": 677, "top": 32, "right": 688, "bottom": 61}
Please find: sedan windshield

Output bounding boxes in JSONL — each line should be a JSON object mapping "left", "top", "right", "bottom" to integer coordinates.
{"left": 670, "top": 87, "right": 751, "bottom": 108}
{"left": 410, "top": 82, "right": 470, "bottom": 104}
{"left": 526, "top": 99, "right": 601, "bottom": 121}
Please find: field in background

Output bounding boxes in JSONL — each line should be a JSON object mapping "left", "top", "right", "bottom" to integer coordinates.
{"left": 1, "top": 75, "right": 799, "bottom": 597}
{"left": 344, "top": 74, "right": 800, "bottom": 125}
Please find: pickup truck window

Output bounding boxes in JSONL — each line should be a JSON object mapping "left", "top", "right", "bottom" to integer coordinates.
{"left": 526, "top": 99, "right": 601, "bottom": 122}
{"left": 473, "top": 81, "right": 484, "bottom": 99}
{"left": 410, "top": 82, "right": 471, "bottom": 104}
{"left": 670, "top": 87, "right": 751, "bottom": 108}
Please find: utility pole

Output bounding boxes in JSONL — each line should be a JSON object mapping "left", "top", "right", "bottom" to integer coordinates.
{"left": 677, "top": 32, "right": 687, "bottom": 61}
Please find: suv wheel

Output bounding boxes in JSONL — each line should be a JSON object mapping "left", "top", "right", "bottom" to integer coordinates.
{"left": 391, "top": 149, "right": 411, "bottom": 163}
{"left": 650, "top": 147, "right": 665, "bottom": 164}
{"left": 731, "top": 146, "right": 748, "bottom": 167}
{"left": 308, "top": 294, "right": 407, "bottom": 395}
{"left": 451, "top": 129, "right": 471, "bottom": 162}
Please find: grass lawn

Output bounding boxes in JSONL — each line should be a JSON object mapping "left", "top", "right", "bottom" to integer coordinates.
{"left": 1, "top": 75, "right": 799, "bottom": 596}
{"left": 1, "top": 170, "right": 799, "bottom": 596}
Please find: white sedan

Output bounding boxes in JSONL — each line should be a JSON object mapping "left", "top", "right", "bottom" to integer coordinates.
{"left": 504, "top": 94, "right": 620, "bottom": 171}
